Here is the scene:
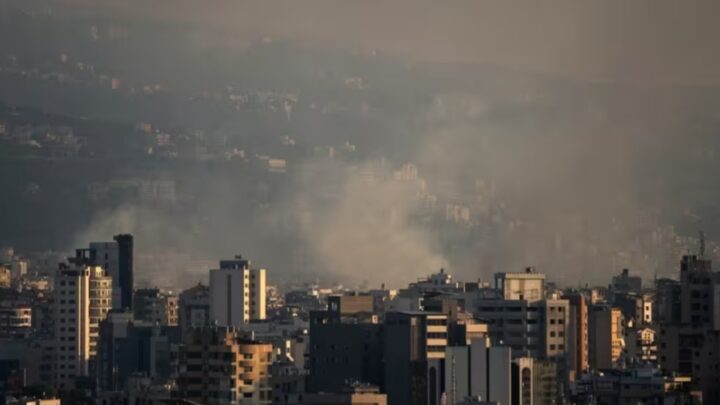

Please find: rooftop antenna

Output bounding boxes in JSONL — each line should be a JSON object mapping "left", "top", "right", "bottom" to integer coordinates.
{"left": 699, "top": 231, "right": 706, "bottom": 259}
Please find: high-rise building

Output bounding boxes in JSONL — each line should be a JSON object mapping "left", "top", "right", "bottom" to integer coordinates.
{"left": 588, "top": 306, "right": 624, "bottom": 370}
{"left": 133, "top": 288, "right": 178, "bottom": 326}
{"left": 114, "top": 234, "right": 134, "bottom": 311}
{"left": 81, "top": 234, "right": 134, "bottom": 310}
{"left": 176, "top": 326, "right": 274, "bottom": 404}
{"left": 209, "top": 257, "right": 266, "bottom": 327}
{"left": 53, "top": 259, "right": 112, "bottom": 390}
{"left": 657, "top": 254, "right": 720, "bottom": 400}
{"left": 566, "top": 292, "right": 588, "bottom": 380}
{"left": 88, "top": 266, "right": 112, "bottom": 374}
{"left": 53, "top": 264, "right": 91, "bottom": 389}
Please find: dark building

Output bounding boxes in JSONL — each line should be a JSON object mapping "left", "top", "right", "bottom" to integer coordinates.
{"left": 611, "top": 268, "right": 642, "bottom": 294}
{"left": 178, "top": 283, "right": 210, "bottom": 338}
{"left": 97, "top": 311, "right": 179, "bottom": 391}
{"left": 80, "top": 234, "right": 134, "bottom": 311}
{"left": 114, "top": 234, "right": 134, "bottom": 310}
{"left": 383, "top": 312, "right": 448, "bottom": 405}
{"left": 658, "top": 254, "right": 720, "bottom": 401}
{"left": 307, "top": 301, "right": 384, "bottom": 393}
{"left": 566, "top": 292, "right": 588, "bottom": 382}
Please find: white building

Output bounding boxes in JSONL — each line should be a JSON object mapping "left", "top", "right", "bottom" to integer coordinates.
{"left": 209, "top": 257, "right": 266, "bottom": 327}
{"left": 53, "top": 262, "right": 111, "bottom": 389}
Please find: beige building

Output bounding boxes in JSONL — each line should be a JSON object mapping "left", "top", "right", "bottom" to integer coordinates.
{"left": 543, "top": 299, "right": 570, "bottom": 359}
{"left": 0, "top": 303, "right": 32, "bottom": 335}
{"left": 495, "top": 269, "right": 546, "bottom": 302}
{"left": 588, "top": 306, "right": 624, "bottom": 370}
{"left": 88, "top": 266, "right": 112, "bottom": 359}
{"left": 53, "top": 264, "right": 91, "bottom": 389}
{"left": 177, "top": 327, "right": 274, "bottom": 404}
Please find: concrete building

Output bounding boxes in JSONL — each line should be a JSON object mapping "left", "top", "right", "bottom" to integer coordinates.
{"left": 52, "top": 259, "right": 111, "bottom": 389}
{"left": 658, "top": 256, "right": 716, "bottom": 374}
{"left": 657, "top": 254, "right": 720, "bottom": 399}
{"left": 532, "top": 359, "right": 558, "bottom": 405}
{"left": 88, "top": 266, "right": 112, "bottom": 378}
{"left": 307, "top": 309, "right": 383, "bottom": 393}
{"left": 384, "top": 312, "right": 448, "bottom": 405}
{"left": 402, "top": 268, "right": 464, "bottom": 296}
{"left": 443, "top": 340, "right": 512, "bottom": 405}
{"left": 572, "top": 368, "right": 694, "bottom": 405}
{"left": 494, "top": 269, "right": 545, "bottom": 302}
{"left": 588, "top": 306, "right": 624, "bottom": 370}
{"left": 0, "top": 338, "right": 45, "bottom": 390}
{"left": 176, "top": 326, "right": 274, "bottom": 404}
{"left": 474, "top": 298, "right": 569, "bottom": 361}
{"left": 209, "top": 257, "right": 267, "bottom": 326}
{"left": 0, "top": 303, "right": 32, "bottom": 336}
{"left": 566, "top": 292, "right": 588, "bottom": 381}
{"left": 53, "top": 263, "right": 91, "bottom": 389}
{"left": 96, "top": 312, "right": 179, "bottom": 391}
{"left": 81, "top": 234, "right": 134, "bottom": 310}
{"left": 630, "top": 328, "right": 657, "bottom": 366}
{"left": 133, "top": 288, "right": 178, "bottom": 326}
{"left": 179, "top": 283, "right": 210, "bottom": 336}
{"left": 327, "top": 294, "right": 374, "bottom": 315}
{"left": 514, "top": 357, "right": 533, "bottom": 405}
{"left": 611, "top": 268, "right": 642, "bottom": 294}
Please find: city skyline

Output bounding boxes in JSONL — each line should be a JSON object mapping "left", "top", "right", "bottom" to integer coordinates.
{"left": 2, "top": 1, "right": 720, "bottom": 403}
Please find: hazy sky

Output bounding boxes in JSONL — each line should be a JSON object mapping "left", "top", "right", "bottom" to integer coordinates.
{"left": 58, "top": 0, "right": 720, "bottom": 85}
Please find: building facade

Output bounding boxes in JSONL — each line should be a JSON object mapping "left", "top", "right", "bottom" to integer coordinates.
{"left": 209, "top": 257, "right": 266, "bottom": 327}
{"left": 176, "top": 327, "right": 274, "bottom": 404}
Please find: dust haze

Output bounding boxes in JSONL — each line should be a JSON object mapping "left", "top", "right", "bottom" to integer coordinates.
{"left": 5, "top": 0, "right": 720, "bottom": 288}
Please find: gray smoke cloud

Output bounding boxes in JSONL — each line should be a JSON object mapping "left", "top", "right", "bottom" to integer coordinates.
{"left": 14, "top": 0, "right": 720, "bottom": 289}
